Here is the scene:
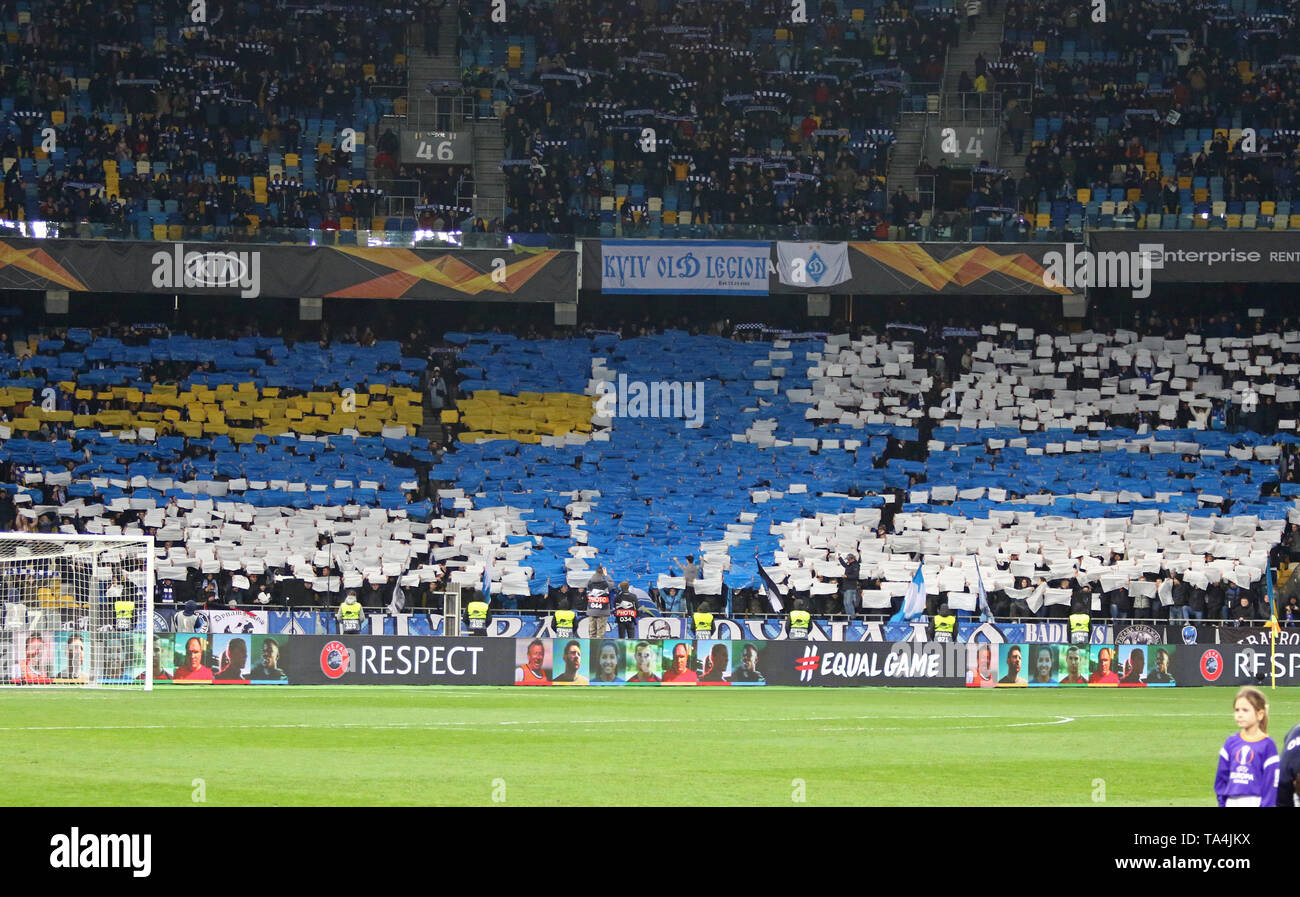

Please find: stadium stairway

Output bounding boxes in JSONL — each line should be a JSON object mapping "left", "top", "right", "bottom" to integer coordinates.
{"left": 469, "top": 123, "right": 507, "bottom": 221}
{"left": 885, "top": 110, "right": 932, "bottom": 201}
{"left": 405, "top": 4, "right": 461, "bottom": 131}
{"left": 939, "top": 13, "right": 1006, "bottom": 119}
{"left": 889, "top": 6, "right": 1008, "bottom": 199}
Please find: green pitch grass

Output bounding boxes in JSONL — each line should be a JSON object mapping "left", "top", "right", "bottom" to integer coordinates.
{"left": 2, "top": 687, "right": 1297, "bottom": 806}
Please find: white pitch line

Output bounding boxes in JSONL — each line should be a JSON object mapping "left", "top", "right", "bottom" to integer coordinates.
{"left": 815, "top": 715, "right": 1076, "bottom": 733}
{"left": 0, "top": 713, "right": 1089, "bottom": 733}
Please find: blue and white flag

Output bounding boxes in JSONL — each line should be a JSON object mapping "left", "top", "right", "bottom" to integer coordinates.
{"left": 776, "top": 242, "right": 852, "bottom": 289}
{"left": 891, "top": 564, "right": 926, "bottom": 622}
{"left": 974, "top": 561, "right": 995, "bottom": 622}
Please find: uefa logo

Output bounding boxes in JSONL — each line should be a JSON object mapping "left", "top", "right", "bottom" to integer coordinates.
{"left": 320, "top": 640, "right": 350, "bottom": 679}
{"left": 1200, "top": 649, "right": 1223, "bottom": 682}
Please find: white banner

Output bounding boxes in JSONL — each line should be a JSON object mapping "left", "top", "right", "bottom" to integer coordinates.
{"left": 204, "top": 609, "right": 268, "bottom": 634}
{"left": 601, "top": 240, "right": 771, "bottom": 294}
{"left": 777, "top": 242, "right": 851, "bottom": 289}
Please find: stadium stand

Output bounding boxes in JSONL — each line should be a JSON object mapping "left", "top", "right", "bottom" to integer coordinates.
{"left": 6, "top": 301, "right": 1296, "bottom": 627}
{"left": 460, "top": 0, "right": 925, "bottom": 236}
{"left": 0, "top": 0, "right": 417, "bottom": 236}
{"left": 1004, "top": 0, "right": 1300, "bottom": 233}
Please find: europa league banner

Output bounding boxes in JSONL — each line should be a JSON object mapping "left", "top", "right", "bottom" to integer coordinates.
{"left": 0, "top": 238, "right": 577, "bottom": 302}
{"left": 830, "top": 242, "right": 1073, "bottom": 296}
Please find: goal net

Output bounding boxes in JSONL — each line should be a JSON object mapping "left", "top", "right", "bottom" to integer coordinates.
{"left": 0, "top": 535, "right": 154, "bottom": 689}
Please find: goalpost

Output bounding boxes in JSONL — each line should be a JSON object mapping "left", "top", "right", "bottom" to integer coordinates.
{"left": 0, "top": 534, "right": 154, "bottom": 689}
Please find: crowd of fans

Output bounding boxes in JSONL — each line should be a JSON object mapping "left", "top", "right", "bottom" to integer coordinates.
{"left": 460, "top": 0, "right": 949, "bottom": 234}
{"left": 0, "top": 298, "right": 1297, "bottom": 626}
{"left": 0, "top": 0, "right": 411, "bottom": 232}
{"left": 1005, "top": 0, "right": 1300, "bottom": 227}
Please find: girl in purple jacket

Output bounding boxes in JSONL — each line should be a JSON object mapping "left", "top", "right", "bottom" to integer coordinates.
{"left": 1215, "top": 686, "right": 1280, "bottom": 807}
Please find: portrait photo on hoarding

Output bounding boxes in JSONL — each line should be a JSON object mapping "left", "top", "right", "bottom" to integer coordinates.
{"left": 248, "top": 635, "right": 289, "bottom": 683}
{"left": 660, "top": 639, "right": 698, "bottom": 685}
{"left": 55, "top": 632, "right": 90, "bottom": 683}
{"left": 211, "top": 634, "right": 252, "bottom": 683}
{"left": 1088, "top": 645, "right": 1120, "bottom": 686}
{"left": 996, "top": 644, "right": 1027, "bottom": 686}
{"left": 172, "top": 633, "right": 214, "bottom": 684}
{"left": 1027, "top": 644, "right": 1059, "bottom": 686}
{"left": 695, "top": 640, "right": 733, "bottom": 685}
{"left": 12, "top": 631, "right": 53, "bottom": 683}
{"left": 552, "top": 638, "right": 589, "bottom": 685}
{"left": 1058, "top": 643, "right": 1090, "bottom": 685}
{"left": 1117, "top": 644, "right": 1149, "bottom": 686}
{"left": 151, "top": 631, "right": 173, "bottom": 681}
{"left": 966, "top": 642, "right": 996, "bottom": 687}
{"left": 589, "top": 639, "right": 625, "bottom": 685}
{"left": 627, "top": 639, "right": 662, "bottom": 684}
{"left": 1145, "top": 646, "right": 1176, "bottom": 686}
{"left": 730, "top": 641, "right": 766, "bottom": 685}
{"left": 514, "top": 637, "right": 552, "bottom": 685}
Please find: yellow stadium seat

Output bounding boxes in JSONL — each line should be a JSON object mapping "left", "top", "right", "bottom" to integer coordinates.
{"left": 152, "top": 225, "right": 167, "bottom": 241}
{"left": 1275, "top": 216, "right": 1289, "bottom": 230}
{"left": 1227, "top": 214, "right": 1242, "bottom": 228}
{"left": 1262, "top": 201, "right": 1276, "bottom": 216}
{"left": 1290, "top": 215, "right": 1300, "bottom": 228}
{"left": 51, "top": 110, "right": 64, "bottom": 124}
{"left": 1178, "top": 177, "right": 1192, "bottom": 190}
{"left": 1193, "top": 188, "right": 1208, "bottom": 202}
{"left": 1076, "top": 188, "right": 1090, "bottom": 203}
{"left": 1032, "top": 40, "right": 1046, "bottom": 53}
